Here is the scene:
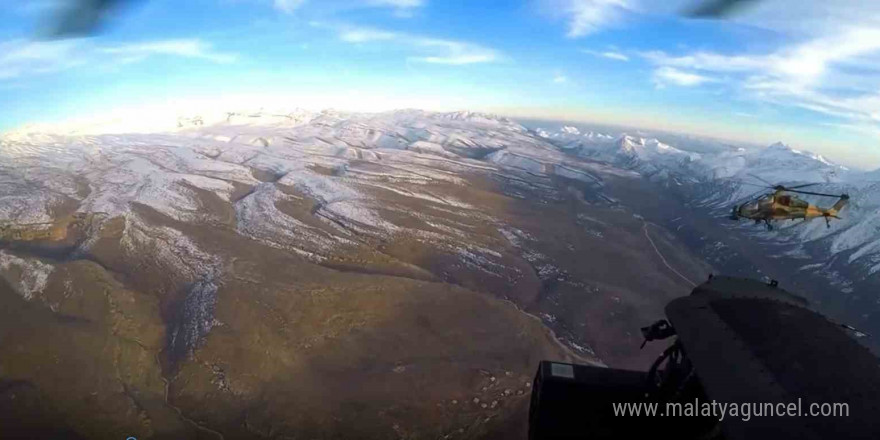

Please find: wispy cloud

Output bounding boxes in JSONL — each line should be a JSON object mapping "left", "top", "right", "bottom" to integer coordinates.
{"left": 582, "top": 49, "right": 629, "bottom": 61}
{"left": 600, "top": 51, "right": 628, "bottom": 61}
{"left": 0, "top": 38, "right": 237, "bottom": 81}
{"left": 102, "top": 40, "right": 237, "bottom": 64}
{"left": 553, "top": 74, "right": 568, "bottom": 83}
{"left": 365, "top": 0, "right": 425, "bottom": 15}
{"left": 540, "top": 0, "right": 880, "bottom": 127}
{"left": 640, "top": 27, "right": 880, "bottom": 123}
{"left": 273, "top": 0, "right": 306, "bottom": 13}
{"left": 338, "top": 28, "right": 398, "bottom": 43}
{"left": 640, "top": 50, "right": 763, "bottom": 73}
{"left": 366, "top": 0, "right": 425, "bottom": 6}
{"left": 734, "top": 111, "right": 757, "bottom": 118}
{"left": 711, "top": 1, "right": 880, "bottom": 37}
{"left": 643, "top": 28, "right": 880, "bottom": 87}
{"left": 652, "top": 66, "right": 715, "bottom": 88}
{"left": 541, "top": 0, "right": 631, "bottom": 38}
{"left": 410, "top": 38, "right": 499, "bottom": 65}
{"left": 327, "top": 24, "right": 500, "bottom": 65}
{"left": 0, "top": 39, "right": 89, "bottom": 80}
{"left": 270, "top": 0, "right": 425, "bottom": 15}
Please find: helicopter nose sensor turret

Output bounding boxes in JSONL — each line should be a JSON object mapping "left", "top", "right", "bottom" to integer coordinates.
{"left": 730, "top": 205, "right": 740, "bottom": 220}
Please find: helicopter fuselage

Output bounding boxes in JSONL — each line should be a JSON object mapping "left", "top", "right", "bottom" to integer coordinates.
{"left": 732, "top": 189, "right": 849, "bottom": 229}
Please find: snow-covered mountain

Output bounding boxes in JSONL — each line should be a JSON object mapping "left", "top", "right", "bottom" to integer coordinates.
{"left": 696, "top": 141, "right": 848, "bottom": 183}
{"left": 0, "top": 108, "right": 646, "bottom": 363}
{"left": 5, "top": 113, "right": 873, "bottom": 289}
{"left": 1, "top": 109, "right": 725, "bottom": 438}
{"left": 536, "top": 126, "right": 701, "bottom": 179}
{"left": 538, "top": 124, "right": 880, "bottom": 291}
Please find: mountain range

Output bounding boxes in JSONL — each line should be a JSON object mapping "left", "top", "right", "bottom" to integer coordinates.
{"left": 0, "top": 108, "right": 876, "bottom": 438}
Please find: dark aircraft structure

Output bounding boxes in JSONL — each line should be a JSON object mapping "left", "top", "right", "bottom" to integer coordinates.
{"left": 686, "top": 0, "right": 761, "bottom": 18}
{"left": 39, "top": 0, "right": 139, "bottom": 38}
{"left": 529, "top": 276, "right": 880, "bottom": 439}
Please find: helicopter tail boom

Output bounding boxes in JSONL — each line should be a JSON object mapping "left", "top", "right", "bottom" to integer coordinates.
{"left": 830, "top": 194, "right": 850, "bottom": 215}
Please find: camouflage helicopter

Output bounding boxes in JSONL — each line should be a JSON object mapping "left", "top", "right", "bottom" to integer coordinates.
{"left": 730, "top": 177, "right": 850, "bottom": 230}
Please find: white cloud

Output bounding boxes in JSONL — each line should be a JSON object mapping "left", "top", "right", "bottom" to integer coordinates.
{"left": 600, "top": 51, "right": 628, "bottom": 61}
{"left": 652, "top": 66, "right": 715, "bottom": 87}
{"left": 544, "top": 0, "right": 880, "bottom": 142}
{"left": 269, "top": 0, "right": 424, "bottom": 15}
{"left": 365, "top": 0, "right": 424, "bottom": 8}
{"left": 273, "top": 0, "right": 306, "bottom": 13}
{"left": 641, "top": 27, "right": 880, "bottom": 123}
{"left": 0, "top": 39, "right": 88, "bottom": 80}
{"left": 339, "top": 28, "right": 398, "bottom": 43}
{"left": 367, "top": 0, "right": 424, "bottom": 17}
{"left": 541, "top": 0, "right": 880, "bottom": 47}
{"left": 410, "top": 38, "right": 499, "bottom": 65}
{"left": 542, "top": 0, "right": 632, "bottom": 38}
{"left": 640, "top": 50, "right": 763, "bottom": 73}
{"left": 583, "top": 49, "right": 629, "bottom": 61}
{"left": 553, "top": 74, "right": 568, "bottom": 83}
{"left": 330, "top": 25, "right": 500, "bottom": 65}
{"left": 102, "top": 40, "right": 238, "bottom": 64}
{"left": 417, "top": 53, "right": 496, "bottom": 65}
{"left": 711, "top": 1, "right": 880, "bottom": 37}
{"left": 0, "top": 38, "right": 237, "bottom": 82}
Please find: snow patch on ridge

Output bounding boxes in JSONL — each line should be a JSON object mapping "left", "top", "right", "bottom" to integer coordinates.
{"left": 0, "top": 251, "right": 54, "bottom": 300}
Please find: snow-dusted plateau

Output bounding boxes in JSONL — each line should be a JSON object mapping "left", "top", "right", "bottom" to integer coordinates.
{"left": 0, "top": 109, "right": 876, "bottom": 438}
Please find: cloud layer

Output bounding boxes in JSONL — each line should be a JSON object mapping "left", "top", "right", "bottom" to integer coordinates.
{"left": 0, "top": 38, "right": 236, "bottom": 82}
{"left": 534, "top": 0, "right": 877, "bottom": 135}
{"left": 640, "top": 26, "right": 880, "bottom": 125}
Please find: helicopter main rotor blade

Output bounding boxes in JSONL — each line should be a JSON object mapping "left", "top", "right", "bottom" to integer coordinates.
{"left": 718, "top": 177, "right": 769, "bottom": 188}
{"left": 735, "top": 181, "right": 770, "bottom": 188}
{"left": 786, "top": 189, "right": 846, "bottom": 198}
{"left": 787, "top": 183, "right": 823, "bottom": 189}
{"left": 747, "top": 173, "right": 775, "bottom": 187}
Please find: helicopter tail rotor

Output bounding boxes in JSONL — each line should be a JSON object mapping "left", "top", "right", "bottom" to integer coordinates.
{"left": 830, "top": 194, "right": 850, "bottom": 214}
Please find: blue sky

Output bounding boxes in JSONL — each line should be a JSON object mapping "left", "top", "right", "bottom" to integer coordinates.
{"left": 1, "top": 0, "right": 880, "bottom": 168}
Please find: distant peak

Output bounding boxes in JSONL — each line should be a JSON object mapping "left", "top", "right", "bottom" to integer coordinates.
{"left": 767, "top": 141, "right": 790, "bottom": 150}
{"left": 433, "top": 110, "right": 510, "bottom": 124}
{"left": 617, "top": 134, "right": 644, "bottom": 148}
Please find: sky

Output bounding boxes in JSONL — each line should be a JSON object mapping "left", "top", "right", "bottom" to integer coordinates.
{"left": 1, "top": 0, "right": 880, "bottom": 169}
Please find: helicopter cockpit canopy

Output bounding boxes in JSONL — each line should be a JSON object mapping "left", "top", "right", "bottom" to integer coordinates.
{"left": 744, "top": 196, "right": 768, "bottom": 211}
{"left": 776, "top": 195, "right": 809, "bottom": 208}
